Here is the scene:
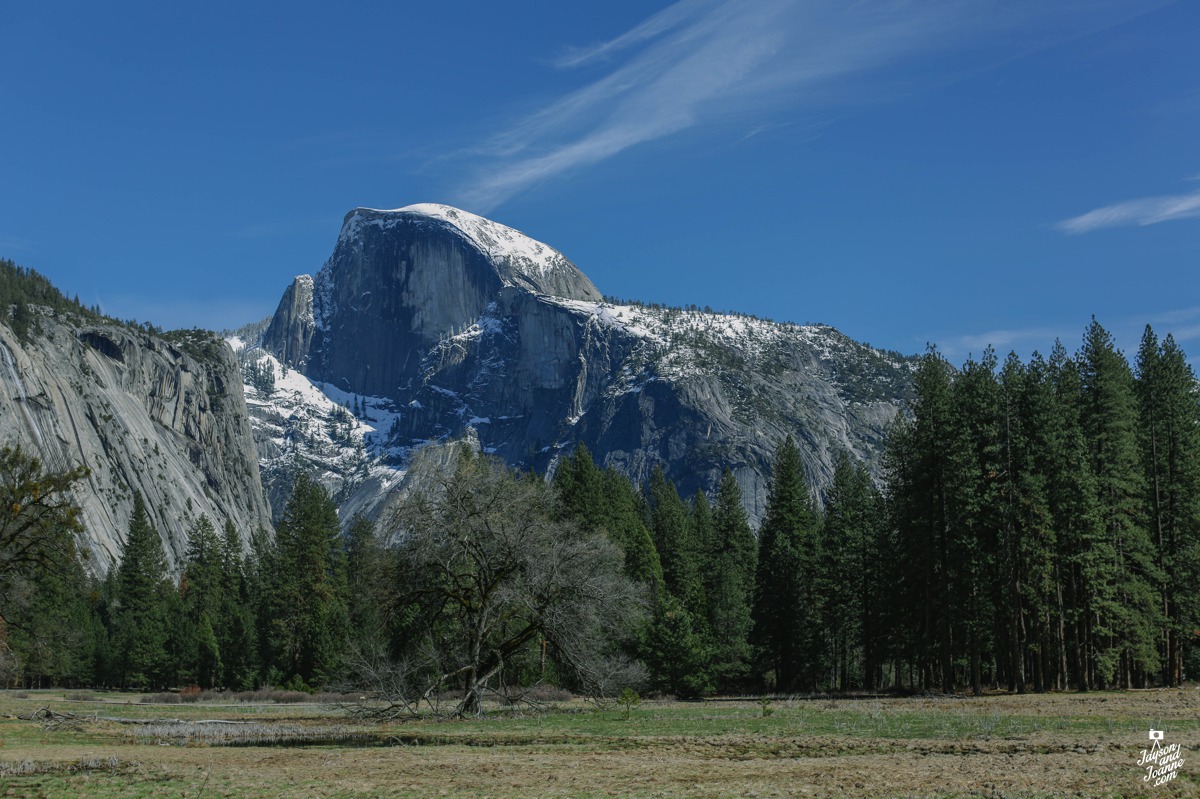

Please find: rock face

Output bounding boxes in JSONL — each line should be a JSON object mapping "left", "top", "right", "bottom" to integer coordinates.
{"left": 294, "top": 205, "right": 602, "bottom": 398}
{"left": 253, "top": 204, "right": 914, "bottom": 524}
{"left": 262, "top": 274, "right": 315, "bottom": 369}
{"left": 0, "top": 314, "right": 273, "bottom": 572}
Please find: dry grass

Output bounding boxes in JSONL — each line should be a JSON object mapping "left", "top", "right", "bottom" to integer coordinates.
{"left": 0, "top": 689, "right": 1197, "bottom": 797}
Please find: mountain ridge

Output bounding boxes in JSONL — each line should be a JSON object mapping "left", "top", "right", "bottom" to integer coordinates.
{"left": 0, "top": 203, "right": 914, "bottom": 569}
{"left": 247, "top": 203, "right": 915, "bottom": 524}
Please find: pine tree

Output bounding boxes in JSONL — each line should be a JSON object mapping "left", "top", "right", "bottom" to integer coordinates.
{"left": 1136, "top": 327, "right": 1200, "bottom": 686}
{"left": 5, "top": 551, "right": 100, "bottom": 687}
{"left": 752, "top": 435, "right": 823, "bottom": 691}
{"left": 218, "top": 519, "right": 258, "bottom": 690}
{"left": 268, "top": 472, "right": 347, "bottom": 687}
{"left": 689, "top": 490, "right": 715, "bottom": 579}
{"left": 1009, "top": 352, "right": 1063, "bottom": 691}
{"left": 246, "top": 525, "right": 275, "bottom": 687}
{"left": 885, "top": 349, "right": 963, "bottom": 691}
{"left": 820, "top": 454, "right": 883, "bottom": 690}
{"left": 1079, "top": 320, "right": 1161, "bottom": 687}
{"left": 642, "top": 594, "right": 713, "bottom": 698}
{"left": 601, "top": 468, "right": 666, "bottom": 593}
{"left": 554, "top": 445, "right": 664, "bottom": 592}
{"left": 180, "top": 515, "right": 224, "bottom": 688}
{"left": 343, "top": 513, "right": 386, "bottom": 654}
{"left": 0, "top": 446, "right": 96, "bottom": 687}
{"left": 1042, "top": 341, "right": 1107, "bottom": 689}
{"left": 111, "top": 496, "right": 175, "bottom": 689}
{"left": 948, "top": 350, "right": 1003, "bottom": 695}
{"left": 706, "top": 469, "right": 756, "bottom": 691}
{"left": 554, "top": 444, "right": 605, "bottom": 529}
{"left": 648, "top": 466, "right": 706, "bottom": 620}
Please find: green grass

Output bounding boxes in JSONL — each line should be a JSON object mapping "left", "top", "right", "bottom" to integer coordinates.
{"left": 387, "top": 696, "right": 1196, "bottom": 744}
{"left": 0, "top": 690, "right": 1195, "bottom": 798}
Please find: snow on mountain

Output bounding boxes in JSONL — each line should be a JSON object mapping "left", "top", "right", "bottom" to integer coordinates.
{"left": 227, "top": 337, "right": 407, "bottom": 516}
{"left": 391, "top": 204, "right": 572, "bottom": 278}
{"left": 255, "top": 202, "right": 917, "bottom": 525}
{"left": 541, "top": 296, "right": 914, "bottom": 403}
{"left": 334, "top": 204, "right": 599, "bottom": 301}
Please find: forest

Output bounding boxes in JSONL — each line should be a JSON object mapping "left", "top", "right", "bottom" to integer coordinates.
{"left": 1, "top": 317, "right": 1197, "bottom": 706}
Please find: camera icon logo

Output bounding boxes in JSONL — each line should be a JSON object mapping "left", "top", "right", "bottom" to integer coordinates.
{"left": 1150, "top": 729, "right": 1164, "bottom": 742}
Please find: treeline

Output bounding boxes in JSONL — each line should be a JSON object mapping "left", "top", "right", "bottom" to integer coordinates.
{"left": 2, "top": 319, "right": 1197, "bottom": 698}
{"left": 555, "top": 319, "right": 1200, "bottom": 695}
{"left": 0, "top": 258, "right": 178, "bottom": 341}
{"left": 0, "top": 259, "right": 102, "bottom": 341}
{"left": 882, "top": 321, "right": 1200, "bottom": 693}
{"left": 1, "top": 467, "right": 381, "bottom": 691}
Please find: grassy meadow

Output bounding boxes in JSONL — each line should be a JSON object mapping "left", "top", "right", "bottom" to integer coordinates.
{"left": 0, "top": 689, "right": 1197, "bottom": 797}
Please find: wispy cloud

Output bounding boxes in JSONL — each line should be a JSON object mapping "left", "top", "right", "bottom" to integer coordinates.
{"left": 934, "top": 326, "right": 1073, "bottom": 362}
{"left": 0, "top": 234, "right": 34, "bottom": 254}
{"left": 1057, "top": 188, "right": 1200, "bottom": 234}
{"left": 452, "top": 0, "right": 1167, "bottom": 211}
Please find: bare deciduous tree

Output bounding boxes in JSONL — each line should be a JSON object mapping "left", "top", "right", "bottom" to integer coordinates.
{"left": 378, "top": 454, "right": 646, "bottom": 717}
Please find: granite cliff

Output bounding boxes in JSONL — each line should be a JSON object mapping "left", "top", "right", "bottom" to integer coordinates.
{"left": 0, "top": 310, "right": 273, "bottom": 572}
{"left": 247, "top": 204, "right": 914, "bottom": 523}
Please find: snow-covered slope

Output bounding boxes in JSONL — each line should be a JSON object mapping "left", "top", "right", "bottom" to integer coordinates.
{"left": 385, "top": 204, "right": 576, "bottom": 281}
{"left": 228, "top": 338, "right": 407, "bottom": 519}
{"left": 542, "top": 297, "right": 911, "bottom": 401}
{"left": 333, "top": 204, "right": 602, "bottom": 304}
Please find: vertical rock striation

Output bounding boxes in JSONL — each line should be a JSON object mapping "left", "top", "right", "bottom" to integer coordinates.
{"left": 0, "top": 314, "right": 273, "bottom": 572}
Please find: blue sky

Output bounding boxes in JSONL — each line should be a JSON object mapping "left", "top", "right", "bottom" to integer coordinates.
{"left": 2, "top": 0, "right": 1197, "bottom": 363}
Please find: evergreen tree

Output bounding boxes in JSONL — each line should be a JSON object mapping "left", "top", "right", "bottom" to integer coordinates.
{"left": 554, "top": 445, "right": 664, "bottom": 592}
{"left": 948, "top": 350, "right": 1002, "bottom": 695}
{"left": 648, "top": 466, "right": 706, "bottom": 620}
{"left": 752, "top": 435, "right": 823, "bottom": 691}
{"left": 1079, "top": 320, "right": 1161, "bottom": 687}
{"left": 0, "top": 446, "right": 89, "bottom": 620}
{"left": 554, "top": 443, "right": 605, "bottom": 528}
{"left": 820, "top": 454, "right": 883, "bottom": 690}
{"left": 706, "top": 469, "right": 756, "bottom": 691}
{"left": 1042, "top": 341, "right": 1107, "bottom": 690}
{"left": 5, "top": 553, "right": 100, "bottom": 687}
{"left": 689, "top": 490, "right": 715, "bottom": 579}
{"left": 1006, "top": 352, "right": 1062, "bottom": 692}
{"left": 0, "top": 445, "right": 95, "bottom": 686}
{"left": 110, "top": 496, "right": 175, "bottom": 689}
{"left": 601, "top": 468, "right": 666, "bottom": 593}
{"left": 885, "top": 350, "right": 963, "bottom": 691}
{"left": 1136, "top": 327, "right": 1200, "bottom": 685}
{"left": 268, "top": 472, "right": 348, "bottom": 687}
{"left": 343, "top": 513, "right": 387, "bottom": 655}
{"left": 642, "top": 595, "right": 713, "bottom": 698}
{"left": 218, "top": 519, "right": 258, "bottom": 690}
{"left": 180, "top": 515, "right": 224, "bottom": 688}
{"left": 246, "top": 525, "right": 276, "bottom": 687}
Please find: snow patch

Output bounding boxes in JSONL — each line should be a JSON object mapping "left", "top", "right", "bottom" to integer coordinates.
{"left": 339, "top": 204, "right": 577, "bottom": 292}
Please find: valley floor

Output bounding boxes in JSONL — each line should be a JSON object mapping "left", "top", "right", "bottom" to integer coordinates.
{"left": 0, "top": 690, "right": 1197, "bottom": 797}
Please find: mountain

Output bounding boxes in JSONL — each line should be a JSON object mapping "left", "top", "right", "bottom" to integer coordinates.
{"left": 245, "top": 204, "right": 914, "bottom": 523}
{"left": 0, "top": 294, "right": 273, "bottom": 572}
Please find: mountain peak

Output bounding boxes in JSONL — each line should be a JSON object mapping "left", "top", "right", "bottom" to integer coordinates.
{"left": 339, "top": 204, "right": 602, "bottom": 302}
